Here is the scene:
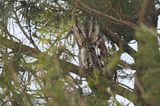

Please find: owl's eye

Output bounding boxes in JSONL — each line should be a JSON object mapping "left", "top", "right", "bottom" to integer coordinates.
{"left": 92, "top": 29, "right": 95, "bottom": 32}
{"left": 78, "top": 29, "right": 82, "bottom": 33}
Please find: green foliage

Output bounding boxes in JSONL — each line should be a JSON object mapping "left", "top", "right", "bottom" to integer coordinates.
{"left": 136, "top": 25, "right": 160, "bottom": 105}
{"left": 136, "top": 25, "right": 160, "bottom": 68}
{"left": 0, "top": 0, "right": 160, "bottom": 106}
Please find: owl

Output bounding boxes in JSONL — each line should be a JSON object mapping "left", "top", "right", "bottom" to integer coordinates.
{"left": 72, "top": 18, "right": 107, "bottom": 70}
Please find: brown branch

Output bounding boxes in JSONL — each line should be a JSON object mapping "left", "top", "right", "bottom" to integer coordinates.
{"left": 104, "top": 28, "right": 136, "bottom": 58}
{"left": 138, "top": 0, "right": 154, "bottom": 25}
{"left": 75, "top": 0, "right": 136, "bottom": 28}
{"left": 0, "top": 37, "right": 39, "bottom": 57}
{"left": 0, "top": 36, "right": 84, "bottom": 75}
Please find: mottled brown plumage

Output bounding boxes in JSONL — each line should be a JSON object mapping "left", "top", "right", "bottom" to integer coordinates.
{"left": 73, "top": 18, "right": 107, "bottom": 70}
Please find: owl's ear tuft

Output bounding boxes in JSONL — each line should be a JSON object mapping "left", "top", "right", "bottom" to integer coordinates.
{"left": 72, "top": 24, "right": 86, "bottom": 46}
{"left": 90, "top": 21, "right": 100, "bottom": 43}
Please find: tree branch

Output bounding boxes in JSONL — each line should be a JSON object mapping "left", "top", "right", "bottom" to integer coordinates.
{"left": 138, "top": 0, "right": 155, "bottom": 26}
{"left": 112, "top": 83, "right": 137, "bottom": 104}
{"left": 75, "top": 0, "right": 135, "bottom": 28}
{"left": 0, "top": 36, "right": 84, "bottom": 75}
{"left": 104, "top": 28, "right": 136, "bottom": 58}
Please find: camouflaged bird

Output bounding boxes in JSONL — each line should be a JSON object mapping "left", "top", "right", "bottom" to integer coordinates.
{"left": 72, "top": 18, "right": 108, "bottom": 70}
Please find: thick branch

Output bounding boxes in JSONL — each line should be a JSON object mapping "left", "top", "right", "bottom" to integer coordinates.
{"left": 75, "top": 0, "right": 135, "bottom": 28}
{"left": 138, "top": 0, "right": 154, "bottom": 24}
{"left": 0, "top": 36, "right": 84, "bottom": 75}
{"left": 138, "top": 0, "right": 155, "bottom": 27}
{"left": 104, "top": 28, "right": 136, "bottom": 58}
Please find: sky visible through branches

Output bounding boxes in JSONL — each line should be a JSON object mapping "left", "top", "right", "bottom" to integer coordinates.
{"left": 7, "top": 15, "right": 144, "bottom": 106}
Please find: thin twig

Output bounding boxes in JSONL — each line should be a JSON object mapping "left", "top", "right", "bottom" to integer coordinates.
{"left": 13, "top": 10, "right": 39, "bottom": 50}
{"left": 113, "top": 81, "right": 134, "bottom": 91}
